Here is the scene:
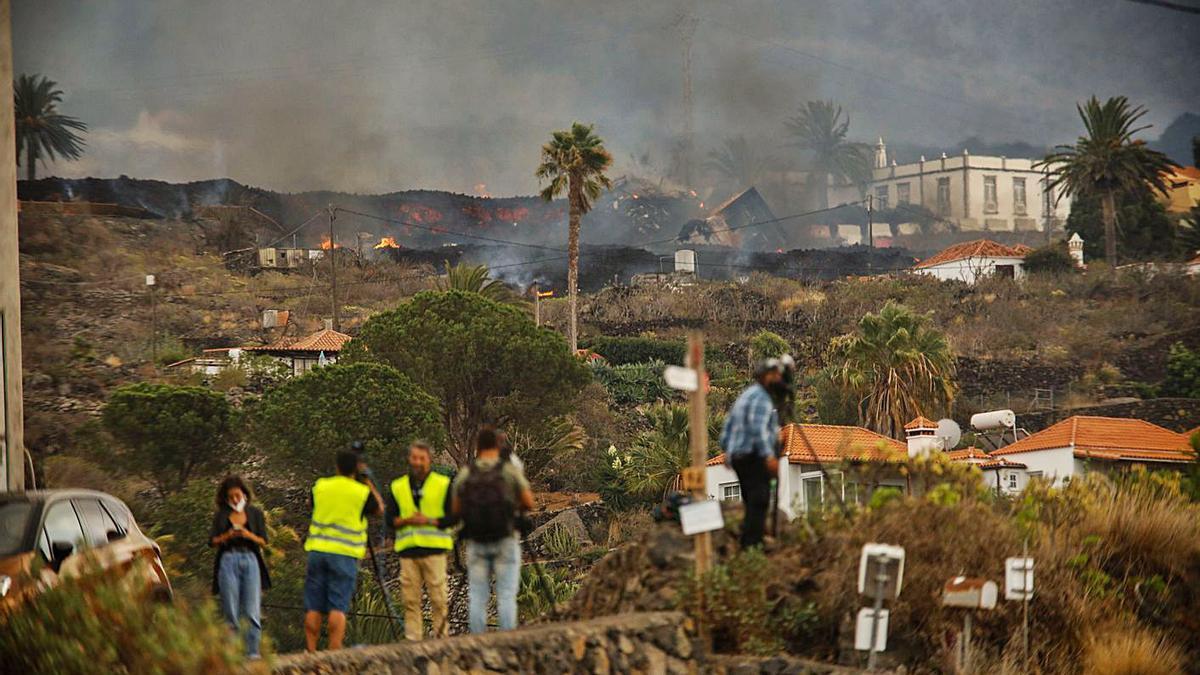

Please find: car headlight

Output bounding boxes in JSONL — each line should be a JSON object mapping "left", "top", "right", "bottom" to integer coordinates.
{"left": 0, "top": 575, "right": 11, "bottom": 598}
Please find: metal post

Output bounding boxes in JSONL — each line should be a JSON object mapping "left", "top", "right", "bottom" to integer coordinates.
{"left": 866, "top": 194, "right": 874, "bottom": 276}
{"left": 1022, "top": 538, "right": 1031, "bottom": 668}
{"left": 962, "top": 612, "right": 974, "bottom": 674}
{"left": 328, "top": 205, "right": 339, "bottom": 331}
{"left": 149, "top": 280, "right": 157, "bottom": 370}
{"left": 866, "top": 556, "right": 887, "bottom": 671}
{"left": 687, "top": 333, "right": 711, "bottom": 576}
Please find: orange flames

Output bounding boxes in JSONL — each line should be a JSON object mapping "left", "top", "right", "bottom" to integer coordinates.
{"left": 373, "top": 236, "right": 401, "bottom": 249}
{"left": 320, "top": 235, "right": 340, "bottom": 250}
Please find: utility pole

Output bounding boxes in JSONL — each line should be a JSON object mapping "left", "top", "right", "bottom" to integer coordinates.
{"left": 533, "top": 283, "right": 540, "bottom": 326}
{"left": 866, "top": 194, "right": 874, "bottom": 275}
{"left": 687, "top": 332, "right": 712, "bottom": 575}
{"left": 0, "top": 0, "right": 26, "bottom": 492}
{"left": 327, "top": 205, "right": 339, "bottom": 331}
{"left": 146, "top": 274, "right": 157, "bottom": 370}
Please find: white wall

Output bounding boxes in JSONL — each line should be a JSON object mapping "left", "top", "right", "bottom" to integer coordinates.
{"left": 1001, "top": 447, "right": 1075, "bottom": 486}
{"left": 706, "top": 463, "right": 739, "bottom": 502}
{"left": 917, "top": 256, "right": 1025, "bottom": 284}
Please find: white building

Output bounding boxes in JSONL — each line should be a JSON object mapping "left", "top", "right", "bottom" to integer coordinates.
{"left": 706, "top": 423, "right": 909, "bottom": 517}
{"left": 913, "top": 239, "right": 1032, "bottom": 283}
{"left": 829, "top": 140, "right": 1070, "bottom": 233}
{"left": 987, "top": 416, "right": 1196, "bottom": 487}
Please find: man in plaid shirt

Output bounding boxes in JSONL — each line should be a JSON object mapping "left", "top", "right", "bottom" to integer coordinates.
{"left": 719, "top": 359, "right": 784, "bottom": 549}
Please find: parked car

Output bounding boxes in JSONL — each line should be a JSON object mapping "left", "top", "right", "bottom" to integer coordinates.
{"left": 0, "top": 489, "right": 171, "bottom": 608}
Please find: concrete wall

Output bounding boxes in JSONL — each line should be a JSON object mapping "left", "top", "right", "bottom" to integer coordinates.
{"left": 272, "top": 611, "right": 699, "bottom": 675}
{"left": 916, "top": 255, "right": 1026, "bottom": 284}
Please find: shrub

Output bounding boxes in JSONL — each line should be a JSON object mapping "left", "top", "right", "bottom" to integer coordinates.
{"left": 1161, "top": 342, "right": 1200, "bottom": 398}
{"left": 1023, "top": 241, "right": 1076, "bottom": 275}
{"left": 0, "top": 563, "right": 246, "bottom": 674}
{"left": 590, "top": 359, "right": 675, "bottom": 406}
{"left": 584, "top": 336, "right": 725, "bottom": 367}
{"left": 1082, "top": 625, "right": 1184, "bottom": 675}
{"left": 748, "top": 329, "right": 790, "bottom": 361}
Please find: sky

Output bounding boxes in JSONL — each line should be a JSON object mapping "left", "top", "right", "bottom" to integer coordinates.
{"left": 14, "top": 0, "right": 1200, "bottom": 197}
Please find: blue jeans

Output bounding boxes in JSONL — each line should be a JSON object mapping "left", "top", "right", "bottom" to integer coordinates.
{"left": 218, "top": 550, "right": 262, "bottom": 657}
{"left": 466, "top": 536, "right": 521, "bottom": 633}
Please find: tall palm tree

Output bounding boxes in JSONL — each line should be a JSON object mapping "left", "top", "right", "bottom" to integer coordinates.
{"left": 784, "top": 100, "right": 870, "bottom": 210}
{"left": 1040, "top": 96, "right": 1178, "bottom": 266}
{"left": 536, "top": 122, "right": 612, "bottom": 352}
{"left": 14, "top": 74, "right": 87, "bottom": 182}
{"left": 827, "top": 302, "right": 956, "bottom": 439}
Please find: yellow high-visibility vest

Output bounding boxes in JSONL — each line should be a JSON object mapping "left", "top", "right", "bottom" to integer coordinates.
{"left": 391, "top": 472, "right": 453, "bottom": 552}
{"left": 305, "top": 475, "right": 370, "bottom": 559}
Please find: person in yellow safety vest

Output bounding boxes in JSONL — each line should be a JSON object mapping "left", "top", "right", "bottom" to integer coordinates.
{"left": 385, "top": 441, "right": 459, "bottom": 640}
{"left": 302, "top": 448, "right": 383, "bottom": 651}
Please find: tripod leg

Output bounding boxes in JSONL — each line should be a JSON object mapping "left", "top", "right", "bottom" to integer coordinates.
{"left": 366, "top": 539, "right": 404, "bottom": 640}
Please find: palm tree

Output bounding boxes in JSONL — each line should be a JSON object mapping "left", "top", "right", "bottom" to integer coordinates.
{"left": 617, "top": 404, "right": 723, "bottom": 498}
{"left": 436, "top": 260, "right": 523, "bottom": 305}
{"left": 784, "top": 100, "right": 870, "bottom": 210}
{"left": 705, "top": 135, "right": 760, "bottom": 188}
{"left": 1040, "top": 96, "right": 1178, "bottom": 266}
{"left": 14, "top": 74, "right": 87, "bottom": 182}
{"left": 536, "top": 123, "right": 612, "bottom": 353}
{"left": 826, "top": 302, "right": 956, "bottom": 439}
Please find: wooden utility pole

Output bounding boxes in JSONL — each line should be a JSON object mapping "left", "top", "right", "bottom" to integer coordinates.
{"left": 533, "top": 283, "right": 540, "bottom": 326}
{"left": 687, "top": 332, "right": 712, "bottom": 575}
{"left": 327, "top": 205, "right": 339, "bottom": 331}
{"left": 0, "top": 0, "right": 26, "bottom": 492}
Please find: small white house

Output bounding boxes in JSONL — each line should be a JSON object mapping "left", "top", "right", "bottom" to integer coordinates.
{"left": 706, "top": 423, "right": 909, "bottom": 517}
{"left": 913, "top": 239, "right": 1032, "bottom": 284}
{"left": 242, "top": 320, "right": 352, "bottom": 376}
{"left": 988, "top": 416, "right": 1196, "bottom": 487}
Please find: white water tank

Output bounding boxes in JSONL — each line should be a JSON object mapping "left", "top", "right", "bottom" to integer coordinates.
{"left": 971, "top": 409, "right": 1016, "bottom": 431}
{"left": 675, "top": 249, "right": 696, "bottom": 274}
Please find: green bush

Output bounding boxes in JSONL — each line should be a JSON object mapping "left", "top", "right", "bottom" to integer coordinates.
{"left": 1161, "top": 342, "right": 1200, "bottom": 398}
{"left": 749, "top": 330, "right": 789, "bottom": 360}
{"left": 0, "top": 563, "right": 246, "bottom": 674}
{"left": 1023, "top": 241, "right": 1076, "bottom": 275}
{"left": 590, "top": 359, "right": 675, "bottom": 406}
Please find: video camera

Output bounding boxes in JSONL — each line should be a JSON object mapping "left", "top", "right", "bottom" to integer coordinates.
{"left": 349, "top": 440, "right": 374, "bottom": 484}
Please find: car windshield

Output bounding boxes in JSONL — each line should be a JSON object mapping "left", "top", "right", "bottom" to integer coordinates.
{"left": 0, "top": 501, "right": 33, "bottom": 557}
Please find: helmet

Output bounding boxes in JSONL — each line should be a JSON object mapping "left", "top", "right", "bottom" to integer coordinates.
{"left": 753, "top": 358, "right": 783, "bottom": 379}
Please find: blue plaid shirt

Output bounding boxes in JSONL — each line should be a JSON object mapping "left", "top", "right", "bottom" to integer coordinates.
{"left": 720, "top": 383, "right": 780, "bottom": 464}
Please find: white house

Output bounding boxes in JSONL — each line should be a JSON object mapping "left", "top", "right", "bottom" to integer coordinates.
{"left": 706, "top": 423, "right": 909, "bottom": 517}
{"left": 828, "top": 140, "right": 1070, "bottom": 234}
{"left": 242, "top": 320, "right": 352, "bottom": 376}
{"left": 913, "top": 239, "right": 1032, "bottom": 283}
{"left": 987, "top": 416, "right": 1196, "bottom": 487}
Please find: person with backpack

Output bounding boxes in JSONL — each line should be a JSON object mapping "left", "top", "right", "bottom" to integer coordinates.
{"left": 385, "top": 441, "right": 456, "bottom": 640}
{"left": 451, "top": 427, "right": 534, "bottom": 634}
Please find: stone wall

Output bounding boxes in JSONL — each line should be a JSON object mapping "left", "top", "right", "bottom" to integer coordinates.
{"left": 956, "top": 356, "right": 1081, "bottom": 401}
{"left": 272, "top": 612, "right": 699, "bottom": 675}
{"left": 1018, "top": 398, "right": 1200, "bottom": 434}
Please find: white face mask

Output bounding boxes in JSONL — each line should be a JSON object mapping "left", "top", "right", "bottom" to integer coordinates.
{"left": 230, "top": 497, "right": 247, "bottom": 513}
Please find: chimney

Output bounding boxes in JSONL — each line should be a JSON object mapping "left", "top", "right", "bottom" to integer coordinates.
{"left": 324, "top": 318, "right": 334, "bottom": 331}
{"left": 675, "top": 249, "right": 696, "bottom": 274}
{"left": 904, "top": 417, "right": 941, "bottom": 457}
{"left": 1068, "top": 232, "right": 1085, "bottom": 268}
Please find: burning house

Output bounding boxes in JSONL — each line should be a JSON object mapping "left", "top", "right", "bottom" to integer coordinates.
{"left": 676, "top": 187, "right": 785, "bottom": 250}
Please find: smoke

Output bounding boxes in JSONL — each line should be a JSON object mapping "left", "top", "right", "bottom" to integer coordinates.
{"left": 14, "top": 0, "right": 1199, "bottom": 198}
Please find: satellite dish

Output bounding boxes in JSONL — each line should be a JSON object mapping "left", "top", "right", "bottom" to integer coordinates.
{"left": 936, "top": 418, "right": 962, "bottom": 450}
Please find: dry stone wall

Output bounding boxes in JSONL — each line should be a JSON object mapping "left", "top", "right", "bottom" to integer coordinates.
{"left": 272, "top": 611, "right": 699, "bottom": 675}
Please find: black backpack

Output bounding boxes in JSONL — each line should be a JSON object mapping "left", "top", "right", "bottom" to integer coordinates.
{"left": 459, "top": 461, "right": 516, "bottom": 542}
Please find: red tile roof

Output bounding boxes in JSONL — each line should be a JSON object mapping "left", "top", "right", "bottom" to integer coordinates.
{"left": 979, "top": 458, "right": 1027, "bottom": 470}
{"left": 990, "top": 416, "right": 1195, "bottom": 464}
{"left": 708, "top": 423, "right": 907, "bottom": 466}
{"left": 904, "top": 416, "right": 937, "bottom": 431}
{"left": 1166, "top": 166, "right": 1200, "bottom": 181}
{"left": 946, "top": 447, "right": 992, "bottom": 462}
{"left": 244, "top": 328, "right": 352, "bottom": 354}
{"left": 914, "top": 239, "right": 1031, "bottom": 269}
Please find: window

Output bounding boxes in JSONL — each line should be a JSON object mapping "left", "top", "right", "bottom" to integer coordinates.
{"left": 936, "top": 177, "right": 951, "bottom": 215}
{"left": 984, "top": 176, "right": 998, "bottom": 213}
{"left": 721, "top": 483, "right": 741, "bottom": 502}
{"left": 897, "top": 182, "right": 911, "bottom": 205}
{"left": 74, "top": 499, "right": 121, "bottom": 548}
{"left": 803, "top": 476, "right": 824, "bottom": 511}
{"left": 1013, "top": 177, "right": 1027, "bottom": 215}
{"left": 1006, "top": 473, "right": 1019, "bottom": 490}
{"left": 874, "top": 185, "right": 889, "bottom": 210}
{"left": 41, "top": 500, "right": 86, "bottom": 556}
{"left": 0, "top": 501, "right": 33, "bottom": 557}
{"left": 995, "top": 264, "right": 1016, "bottom": 279}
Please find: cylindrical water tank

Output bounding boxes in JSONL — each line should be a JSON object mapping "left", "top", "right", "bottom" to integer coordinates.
{"left": 970, "top": 409, "right": 1016, "bottom": 431}
{"left": 675, "top": 249, "right": 696, "bottom": 274}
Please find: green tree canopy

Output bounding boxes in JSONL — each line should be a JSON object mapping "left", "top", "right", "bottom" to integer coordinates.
{"left": 247, "top": 361, "right": 443, "bottom": 483}
{"left": 436, "top": 260, "right": 524, "bottom": 305}
{"left": 819, "top": 302, "right": 957, "bottom": 439}
{"left": 1066, "top": 187, "right": 1177, "bottom": 261}
{"left": 103, "top": 383, "right": 236, "bottom": 494}
{"left": 785, "top": 100, "right": 871, "bottom": 209}
{"left": 346, "top": 290, "right": 591, "bottom": 465}
{"left": 1022, "top": 241, "right": 1077, "bottom": 275}
{"left": 14, "top": 74, "right": 87, "bottom": 182}
{"left": 749, "top": 330, "right": 790, "bottom": 361}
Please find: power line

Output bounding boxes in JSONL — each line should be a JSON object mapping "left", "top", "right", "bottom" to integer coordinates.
{"left": 1123, "top": 0, "right": 1200, "bottom": 14}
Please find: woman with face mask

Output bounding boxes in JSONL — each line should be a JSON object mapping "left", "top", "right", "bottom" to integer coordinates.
{"left": 210, "top": 475, "right": 271, "bottom": 659}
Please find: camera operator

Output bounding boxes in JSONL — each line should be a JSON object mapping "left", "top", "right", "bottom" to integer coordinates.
{"left": 301, "top": 444, "right": 384, "bottom": 651}
{"left": 719, "top": 358, "right": 785, "bottom": 550}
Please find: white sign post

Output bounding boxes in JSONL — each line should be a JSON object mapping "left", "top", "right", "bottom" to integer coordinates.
{"left": 678, "top": 500, "right": 724, "bottom": 536}
{"left": 856, "top": 544, "right": 905, "bottom": 671}
{"left": 1007, "top": 554, "right": 1035, "bottom": 667}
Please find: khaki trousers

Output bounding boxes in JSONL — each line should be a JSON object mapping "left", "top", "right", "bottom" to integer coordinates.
{"left": 399, "top": 553, "right": 449, "bottom": 640}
